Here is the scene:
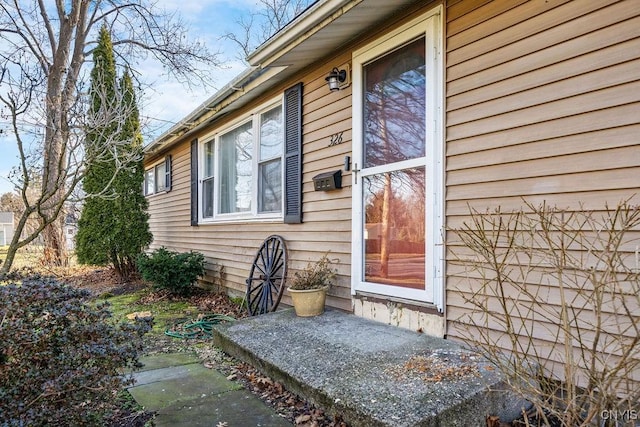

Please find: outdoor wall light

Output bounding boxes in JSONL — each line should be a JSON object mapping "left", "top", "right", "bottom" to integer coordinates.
{"left": 325, "top": 66, "right": 349, "bottom": 92}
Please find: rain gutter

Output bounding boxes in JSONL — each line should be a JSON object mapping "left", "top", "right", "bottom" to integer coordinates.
{"left": 145, "top": 65, "right": 286, "bottom": 156}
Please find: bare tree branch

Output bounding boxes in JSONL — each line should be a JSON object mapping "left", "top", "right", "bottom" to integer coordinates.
{"left": 36, "top": 0, "right": 55, "bottom": 55}
{"left": 223, "top": 0, "right": 313, "bottom": 62}
{"left": 0, "top": 0, "right": 221, "bottom": 270}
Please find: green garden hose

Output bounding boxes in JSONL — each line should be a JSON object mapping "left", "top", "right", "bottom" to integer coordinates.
{"left": 164, "top": 314, "right": 235, "bottom": 339}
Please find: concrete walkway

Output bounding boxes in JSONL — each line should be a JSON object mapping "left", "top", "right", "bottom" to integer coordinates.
{"left": 128, "top": 352, "right": 291, "bottom": 426}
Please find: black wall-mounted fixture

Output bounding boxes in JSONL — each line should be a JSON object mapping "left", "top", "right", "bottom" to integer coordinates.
{"left": 325, "top": 65, "right": 350, "bottom": 92}
{"left": 313, "top": 170, "right": 342, "bottom": 191}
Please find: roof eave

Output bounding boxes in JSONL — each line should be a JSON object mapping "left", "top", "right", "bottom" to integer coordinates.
{"left": 144, "top": 66, "right": 287, "bottom": 156}
{"left": 145, "top": 0, "right": 419, "bottom": 157}
{"left": 246, "top": 0, "right": 361, "bottom": 67}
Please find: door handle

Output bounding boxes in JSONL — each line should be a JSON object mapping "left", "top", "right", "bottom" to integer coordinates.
{"left": 353, "top": 163, "right": 361, "bottom": 184}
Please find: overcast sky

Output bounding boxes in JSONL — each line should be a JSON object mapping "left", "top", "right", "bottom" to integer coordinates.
{"left": 0, "top": 0, "right": 261, "bottom": 195}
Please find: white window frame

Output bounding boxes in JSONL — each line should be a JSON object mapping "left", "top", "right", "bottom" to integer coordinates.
{"left": 257, "top": 106, "right": 285, "bottom": 214}
{"left": 144, "top": 159, "right": 167, "bottom": 196}
{"left": 155, "top": 161, "right": 167, "bottom": 193}
{"left": 217, "top": 119, "right": 254, "bottom": 217}
{"left": 201, "top": 139, "right": 216, "bottom": 219}
{"left": 198, "top": 97, "right": 284, "bottom": 223}
{"left": 144, "top": 168, "right": 155, "bottom": 196}
{"left": 350, "top": 5, "right": 444, "bottom": 311}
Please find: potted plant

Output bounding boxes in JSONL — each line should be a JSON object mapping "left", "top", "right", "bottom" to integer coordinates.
{"left": 287, "top": 253, "right": 336, "bottom": 317}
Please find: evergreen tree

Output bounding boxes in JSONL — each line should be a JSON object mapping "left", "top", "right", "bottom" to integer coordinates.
{"left": 76, "top": 26, "right": 117, "bottom": 267}
{"left": 109, "top": 69, "right": 152, "bottom": 279}
{"left": 76, "top": 27, "right": 152, "bottom": 280}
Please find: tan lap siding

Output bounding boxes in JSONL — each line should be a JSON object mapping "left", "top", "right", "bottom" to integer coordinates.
{"left": 146, "top": 54, "right": 353, "bottom": 312}
{"left": 444, "top": 0, "right": 640, "bottom": 378}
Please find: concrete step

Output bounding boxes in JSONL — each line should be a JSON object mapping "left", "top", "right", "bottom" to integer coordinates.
{"left": 213, "top": 308, "right": 527, "bottom": 427}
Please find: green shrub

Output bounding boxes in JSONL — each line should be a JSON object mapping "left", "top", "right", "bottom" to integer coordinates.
{"left": 137, "top": 247, "right": 205, "bottom": 295}
{"left": 0, "top": 278, "right": 149, "bottom": 426}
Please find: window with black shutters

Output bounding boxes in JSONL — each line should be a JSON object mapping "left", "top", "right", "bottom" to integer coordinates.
{"left": 193, "top": 85, "right": 303, "bottom": 224}
{"left": 144, "top": 155, "right": 172, "bottom": 196}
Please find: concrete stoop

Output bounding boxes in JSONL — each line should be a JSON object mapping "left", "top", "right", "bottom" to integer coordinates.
{"left": 213, "top": 309, "right": 527, "bottom": 427}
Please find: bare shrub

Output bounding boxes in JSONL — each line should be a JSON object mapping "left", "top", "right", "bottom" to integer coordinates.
{"left": 448, "top": 200, "right": 640, "bottom": 426}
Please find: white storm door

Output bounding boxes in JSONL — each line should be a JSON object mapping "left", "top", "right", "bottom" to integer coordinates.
{"left": 351, "top": 8, "right": 443, "bottom": 309}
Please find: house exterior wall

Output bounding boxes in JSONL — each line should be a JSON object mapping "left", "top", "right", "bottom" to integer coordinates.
{"left": 444, "top": 0, "right": 640, "bottom": 380}
{"left": 0, "top": 224, "right": 12, "bottom": 246}
{"left": 445, "top": 0, "right": 640, "bottom": 215}
{"left": 64, "top": 225, "right": 76, "bottom": 250}
{"left": 146, "top": 52, "right": 355, "bottom": 312}
{"left": 146, "top": 0, "right": 640, "bottom": 357}
{"left": 0, "top": 212, "right": 14, "bottom": 246}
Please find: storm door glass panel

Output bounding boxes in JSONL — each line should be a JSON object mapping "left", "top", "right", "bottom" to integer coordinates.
{"left": 258, "top": 106, "right": 283, "bottom": 213}
{"left": 219, "top": 122, "right": 252, "bottom": 214}
{"left": 361, "top": 36, "right": 427, "bottom": 291}
{"left": 363, "top": 168, "right": 425, "bottom": 288}
{"left": 202, "top": 140, "right": 215, "bottom": 218}
{"left": 363, "top": 37, "right": 426, "bottom": 168}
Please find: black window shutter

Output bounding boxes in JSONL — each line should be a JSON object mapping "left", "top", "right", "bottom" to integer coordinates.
{"left": 190, "top": 139, "right": 198, "bottom": 226}
{"left": 283, "top": 83, "right": 303, "bottom": 224}
{"left": 164, "top": 155, "right": 172, "bottom": 192}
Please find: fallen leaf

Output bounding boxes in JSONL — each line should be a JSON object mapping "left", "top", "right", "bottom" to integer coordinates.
{"left": 486, "top": 415, "right": 500, "bottom": 427}
{"left": 126, "top": 311, "right": 153, "bottom": 320}
{"left": 295, "top": 414, "right": 311, "bottom": 424}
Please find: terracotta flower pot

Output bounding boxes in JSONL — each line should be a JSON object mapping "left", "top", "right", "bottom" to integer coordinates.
{"left": 287, "top": 286, "right": 329, "bottom": 317}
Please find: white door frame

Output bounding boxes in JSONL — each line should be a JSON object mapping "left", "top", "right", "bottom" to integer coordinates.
{"left": 351, "top": 5, "right": 444, "bottom": 311}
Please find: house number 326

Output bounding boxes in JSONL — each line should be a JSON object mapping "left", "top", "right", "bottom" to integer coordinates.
{"left": 329, "top": 132, "right": 344, "bottom": 147}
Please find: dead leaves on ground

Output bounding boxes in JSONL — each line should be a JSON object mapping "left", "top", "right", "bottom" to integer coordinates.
{"left": 387, "top": 352, "right": 481, "bottom": 383}
{"left": 225, "top": 362, "right": 347, "bottom": 427}
{"left": 486, "top": 415, "right": 512, "bottom": 427}
{"left": 138, "top": 289, "right": 247, "bottom": 320}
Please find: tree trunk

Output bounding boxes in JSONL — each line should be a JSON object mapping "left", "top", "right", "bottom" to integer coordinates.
{"left": 40, "top": 129, "right": 69, "bottom": 267}
{"left": 42, "top": 220, "right": 67, "bottom": 267}
{"left": 1, "top": 245, "right": 18, "bottom": 275}
{"left": 40, "top": 10, "right": 75, "bottom": 268}
{"left": 1, "top": 208, "right": 37, "bottom": 274}
{"left": 111, "top": 249, "right": 126, "bottom": 281}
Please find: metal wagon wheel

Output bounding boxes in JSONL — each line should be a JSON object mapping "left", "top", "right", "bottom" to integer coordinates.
{"left": 246, "top": 235, "right": 287, "bottom": 316}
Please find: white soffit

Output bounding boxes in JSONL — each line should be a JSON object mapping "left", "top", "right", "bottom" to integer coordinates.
{"left": 249, "top": 0, "right": 421, "bottom": 71}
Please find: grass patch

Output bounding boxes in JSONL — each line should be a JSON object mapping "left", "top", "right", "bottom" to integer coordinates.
{"left": 229, "top": 295, "right": 246, "bottom": 310}
{"left": 100, "top": 289, "right": 200, "bottom": 337}
{"left": 0, "top": 245, "right": 43, "bottom": 270}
